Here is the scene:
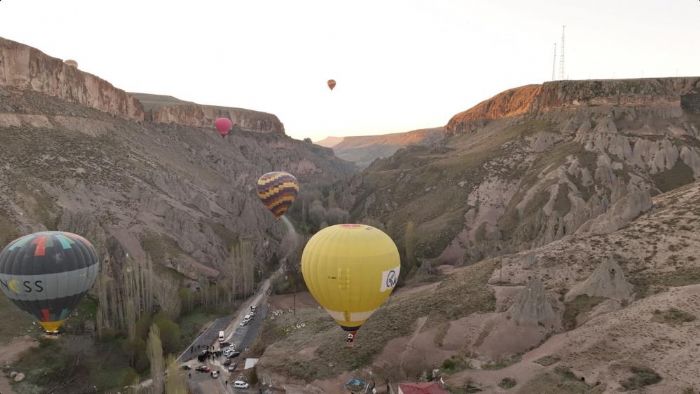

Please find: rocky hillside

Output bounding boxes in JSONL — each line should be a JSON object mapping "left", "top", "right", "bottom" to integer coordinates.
{"left": 0, "top": 37, "right": 353, "bottom": 282}
{"left": 340, "top": 77, "right": 700, "bottom": 270}
{"left": 255, "top": 180, "right": 700, "bottom": 393}
{"left": 316, "top": 127, "right": 443, "bottom": 168}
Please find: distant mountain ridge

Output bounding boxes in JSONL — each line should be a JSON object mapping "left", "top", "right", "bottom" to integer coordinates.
{"left": 316, "top": 127, "right": 444, "bottom": 168}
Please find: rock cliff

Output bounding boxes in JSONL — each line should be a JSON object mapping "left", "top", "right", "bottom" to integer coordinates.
{"left": 132, "top": 93, "right": 285, "bottom": 134}
{"left": 0, "top": 37, "right": 144, "bottom": 120}
{"left": 447, "top": 78, "right": 700, "bottom": 133}
{"left": 0, "top": 37, "right": 285, "bottom": 135}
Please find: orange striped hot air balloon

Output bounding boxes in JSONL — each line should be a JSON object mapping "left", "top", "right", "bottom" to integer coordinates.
{"left": 256, "top": 172, "right": 300, "bottom": 219}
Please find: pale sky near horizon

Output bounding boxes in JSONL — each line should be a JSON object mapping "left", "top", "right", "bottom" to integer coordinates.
{"left": 1, "top": 1, "right": 699, "bottom": 141}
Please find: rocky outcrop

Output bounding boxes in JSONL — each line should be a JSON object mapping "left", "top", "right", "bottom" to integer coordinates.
{"left": 475, "top": 278, "right": 561, "bottom": 359}
{"left": 565, "top": 258, "right": 634, "bottom": 302}
{"left": 507, "top": 278, "right": 560, "bottom": 328}
{"left": 446, "top": 85, "right": 541, "bottom": 130}
{"left": 0, "top": 37, "right": 144, "bottom": 120}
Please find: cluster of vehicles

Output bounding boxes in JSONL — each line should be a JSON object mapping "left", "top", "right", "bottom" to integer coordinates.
{"left": 181, "top": 304, "right": 260, "bottom": 389}
{"left": 240, "top": 305, "right": 257, "bottom": 327}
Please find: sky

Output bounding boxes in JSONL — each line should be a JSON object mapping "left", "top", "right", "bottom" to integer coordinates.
{"left": 1, "top": 1, "right": 699, "bottom": 141}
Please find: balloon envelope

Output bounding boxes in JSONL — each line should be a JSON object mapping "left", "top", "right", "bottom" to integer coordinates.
{"left": 327, "top": 79, "right": 336, "bottom": 90}
{"left": 301, "top": 224, "right": 400, "bottom": 342}
{"left": 0, "top": 231, "right": 100, "bottom": 333}
{"left": 215, "top": 117, "right": 233, "bottom": 137}
{"left": 256, "top": 172, "right": 299, "bottom": 219}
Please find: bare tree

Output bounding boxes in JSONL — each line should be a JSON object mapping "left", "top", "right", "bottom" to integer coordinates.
{"left": 95, "top": 263, "right": 111, "bottom": 338}
{"left": 404, "top": 221, "right": 417, "bottom": 274}
{"left": 153, "top": 274, "right": 182, "bottom": 320}
{"left": 96, "top": 253, "right": 155, "bottom": 340}
{"left": 240, "top": 239, "right": 255, "bottom": 296}
{"left": 147, "top": 324, "right": 164, "bottom": 394}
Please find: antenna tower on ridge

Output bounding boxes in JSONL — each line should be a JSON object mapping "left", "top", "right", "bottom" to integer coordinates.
{"left": 559, "top": 25, "right": 566, "bottom": 80}
{"left": 551, "top": 43, "right": 557, "bottom": 80}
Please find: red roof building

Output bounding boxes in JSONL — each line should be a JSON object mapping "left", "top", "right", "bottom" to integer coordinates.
{"left": 397, "top": 382, "right": 449, "bottom": 394}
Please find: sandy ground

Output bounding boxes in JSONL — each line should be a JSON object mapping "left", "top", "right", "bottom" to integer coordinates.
{"left": 0, "top": 336, "right": 38, "bottom": 394}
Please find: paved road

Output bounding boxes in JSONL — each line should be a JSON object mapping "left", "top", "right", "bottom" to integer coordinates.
{"left": 185, "top": 273, "right": 278, "bottom": 393}
{"left": 178, "top": 315, "right": 235, "bottom": 363}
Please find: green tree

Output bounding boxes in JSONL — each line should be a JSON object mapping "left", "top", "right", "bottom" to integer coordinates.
{"left": 121, "top": 337, "right": 149, "bottom": 373}
{"left": 153, "top": 313, "right": 181, "bottom": 355}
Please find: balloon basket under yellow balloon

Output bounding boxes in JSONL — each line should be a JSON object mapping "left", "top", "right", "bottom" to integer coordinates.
{"left": 39, "top": 320, "right": 65, "bottom": 335}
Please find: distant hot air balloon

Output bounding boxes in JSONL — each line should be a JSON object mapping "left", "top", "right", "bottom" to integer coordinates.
{"left": 301, "top": 224, "right": 400, "bottom": 344}
{"left": 256, "top": 172, "right": 300, "bottom": 219}
{"left": 215, "top": 117, "right": 233, "bottom": 138}
{"left": 64, "top": 60, "right": 78, "bottom": 68}
{"left": 0, "top": 231, "right": 100, "bottom": 333}
{"left": 327, "top": 79, "right": 336, "bottom": 91}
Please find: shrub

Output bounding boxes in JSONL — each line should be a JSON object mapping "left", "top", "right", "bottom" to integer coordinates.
{"left": 498, "top": 377, "right": 517, "bottom": 389}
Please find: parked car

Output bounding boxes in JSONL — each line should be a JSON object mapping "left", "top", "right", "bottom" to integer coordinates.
{"left": 223, "top": 358, "right": 232, "bottom": 366}
{"left": 227, "top": 362, "right": 237, "bottom": 372}
{"left": 195, "top": 365, "right": 210, "bottom": 373}
{"left": 211, "top": 370, "right": 219, "bottom": 378}
{"left": 218, "top": 330, "right": 225, "bottom": 342}
{"left": 227, "top": 351, "right": 241, "bottom": 358}
{"left": 233, "top": 380, "right": 249, "bottom": 389}
{"left": 180, "top": 364, "right": 191, "bottom": 370}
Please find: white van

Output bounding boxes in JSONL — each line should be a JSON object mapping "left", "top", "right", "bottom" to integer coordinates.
{"left": 218, "top": 330, "right": 225, "bottom": 342}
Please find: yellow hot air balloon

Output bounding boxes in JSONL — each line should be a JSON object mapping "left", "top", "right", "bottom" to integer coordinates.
{"left": 301, "top": 224, "right": 400, "bottom": 344}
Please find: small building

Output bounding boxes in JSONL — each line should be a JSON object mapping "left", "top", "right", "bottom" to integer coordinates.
{"left": 398, "top": 382, "right": 449, "bottom": 394}
{"left": 244, "top": 358, "right": 259, "bottom": 370}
